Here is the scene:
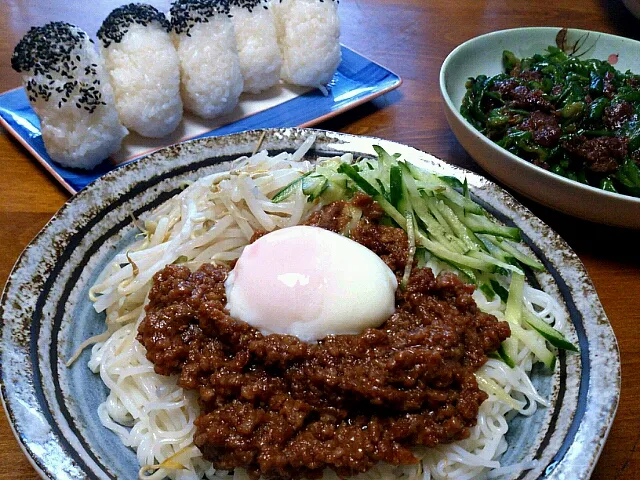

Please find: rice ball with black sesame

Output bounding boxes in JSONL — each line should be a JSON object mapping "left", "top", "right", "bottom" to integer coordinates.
{"left": 11, "top": 22, "right": 127, "bottom": 169}
{"left": 171, "top": 0, "right": 243, "bottom": 118}
{"left": 273, "top": 0, "right": 341, "bottom": 89}
{"left": 229, "top": 0, "right": 281, "bottom": 94}
{"left": 98, "top": 4, "right": 183, "bottom": 138}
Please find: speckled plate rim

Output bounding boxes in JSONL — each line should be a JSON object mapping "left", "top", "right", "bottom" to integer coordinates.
{"left": 0, "top": 128, "right": 620, "bottom": 480}
{"left": 439, "top": 27, "right": 640, "bottom": 228}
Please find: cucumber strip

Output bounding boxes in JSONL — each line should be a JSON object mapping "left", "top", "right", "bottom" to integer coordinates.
{"left": 483, "top": 236, "right": 545, "bottom": 271}
{"left": 490, "top": 279, "right": 509, "bottom": 303}
{"left": 400, "top": 211, "right": 416, "bottom": 289}
{"left": 455, "top": 264, "right": 477, "bottom": 284}
{"left": 436, "top": 257, "right": 478, "bottom": 283}
{"left": 479, "top": 282, "right": 496, "bottom": 300}
{"left": 375, "top": 178, "right": 388, "bottom": 197}
{"left": 407, "top": 162, "right": 484, "bottom": 215}
{"left": 510, "top": 321, "right": 556, "bottom": 370}
{"left": 497, "top": 343, "right": 516, "bottom": 368}
{"left": 376, "top": 196, "right": 407, "bottom": 228}
{"left": 429, "top": 198, "right": 480, "bottom": 252}
{"left": 423, "top": 194, "right": 454, "bottom": 234}
{"left": 478, "top": 235, "right": 517, "bottom": 266}
{"left": 389, "top": 165, "right": 402, "bottom": 207}
{"left": 440, "top": 187, "right": 484, "bottom": 215}
{"left": 400, "top": 164, "right": 466, "bottom": 252}
{"left": 523, "top": 309, "right": 579, "bottom": 352}
{"left": 475, "top": 372, "right": 523, "bottom": 411}
{"left": 414, "top": 229, "right": 494, "bottom": 271}
{"left": 505, "top": 272, "right": 556, "bottom": 369}
{"left": 302, "top": 175, "right": 328, "bottom": 201}
{"left": 436, "top": 199, "right": 494, "bottom": 252}
{"left": 464, "top": 213, "right": 521, "bottom": 240}
{"left": 443, "top": 175, "right": 465, "bottom": 190}
{"left": 337, "top": 163, "right": 407, "bottom": 227}
{"left": 503, "top": 274, "right": 523, "bottom": 362}
{"left": 373, "top": 145, "right": 397, "bottom": 168}
{"left": 405, "top": 161, "right": 442, "bottom": 184}
{"left": 469, "top": 250, "right": 524, "bottom": 275}
{"left": 396, "top": 163, "right": 411, "bottom": 217}
{"left": 403, "top": 169, "right": 467, "bottom": 252}
{"left": 502, "top": 337, "right": 519, "bottom": 367}
{"left": 415, "top": 247, "right": 427, "bottom": 268}
{"left": 338, "top": 163, "right": 379, "bottom": 196}
{"left": 370, "top": 146, "right": 393, "bottom": 187}
{"left": 505, "top": 272, "right": 525, "bottom": 326}
{"left": 446, "top": 202, "right": 521, "bottom": 241}
{"left": 271, "top": 172, "right": 311, "bottom": 203}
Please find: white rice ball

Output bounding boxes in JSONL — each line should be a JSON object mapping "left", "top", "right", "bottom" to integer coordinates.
{"left": 99, "top": 4, "right": 183, "bottom": 138}
{"left": 273, "top": 0, "right": 341, "bottom": 88}
{"left": 229, "top": 0, "right": 282, "bottom": 94}
{"left": 11, "top": 22, "right": 127, "bottom": 169}
{"left": 171, "top": 0, "right": 244, "bottom": 119}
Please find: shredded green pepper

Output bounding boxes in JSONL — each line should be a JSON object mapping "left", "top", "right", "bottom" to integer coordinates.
{"left": 461, "top": 46, "right": 640, "bottom": 198}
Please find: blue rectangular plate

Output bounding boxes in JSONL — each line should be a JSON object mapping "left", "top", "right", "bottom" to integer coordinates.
{"left": 0, "top": 45, "right": 401, "bottom": 193}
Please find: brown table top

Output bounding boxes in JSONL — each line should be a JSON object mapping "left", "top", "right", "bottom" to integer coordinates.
{"left": 1, "top": 0, "right": 639, "bottom": 479}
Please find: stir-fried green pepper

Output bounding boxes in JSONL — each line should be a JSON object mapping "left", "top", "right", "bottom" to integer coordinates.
{"left": 461, "top": 46, "right": 640, "bottom": 198}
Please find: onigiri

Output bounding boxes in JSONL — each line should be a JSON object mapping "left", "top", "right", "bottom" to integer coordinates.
{"left": 11, "top": 22, "right": 127, "bottom": 169}
{"left": 171, "top": 0, "right": 244, "bottom": 118}
{"left": 229, "top": 0, "right": 282, "bottom": 94}
{"left": 273, "top": 0, "right": 341, "bottom": 89}
{"left": 98, "top": 3, "right": 183, "bottom": 138}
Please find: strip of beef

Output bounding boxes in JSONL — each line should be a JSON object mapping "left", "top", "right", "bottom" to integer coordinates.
{"left": 562, "top": 135, "right": 628, "bottom": 173}
{"left": 493, "top": 78, "right": 552, "bottom": 112}
{"left": 603, "top": 102, "right": 635, "bottom": 130}
{"left": 519, "top": 111, "right": 562, "bottom": 147}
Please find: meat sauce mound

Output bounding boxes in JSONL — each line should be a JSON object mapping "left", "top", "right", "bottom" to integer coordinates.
{"left": 137, "top": 195, "right": 511, "bottom": 480}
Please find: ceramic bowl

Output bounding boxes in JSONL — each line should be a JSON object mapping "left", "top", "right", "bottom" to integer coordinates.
{"left": 440, "top": 27, "right": 640, "bottom": 228}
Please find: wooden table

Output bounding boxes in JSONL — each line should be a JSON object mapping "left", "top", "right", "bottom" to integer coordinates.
{"left": 1, "top": 0, "right": 639, "bottom": 478}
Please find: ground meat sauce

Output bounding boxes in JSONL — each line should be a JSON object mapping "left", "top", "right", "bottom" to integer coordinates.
{"left": 138, "top": 197, "right": 511, "bottom": 479}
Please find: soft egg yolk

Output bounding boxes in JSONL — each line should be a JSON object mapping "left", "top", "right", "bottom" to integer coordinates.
{"left": 224, "top": 225, "right": 398, "bottom": 343}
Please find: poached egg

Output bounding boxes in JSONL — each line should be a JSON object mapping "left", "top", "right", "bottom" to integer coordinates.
{"left": 224, "top": 226, "right": 397, "bottom": 343}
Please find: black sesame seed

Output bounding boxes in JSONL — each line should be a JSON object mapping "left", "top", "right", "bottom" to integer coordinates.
{"left": 228, "top": 0, "right": 263, "bottom": 12}
{"left": 170, "top": 0, "right": 231, "bottom": 36}
{"left": 97, "top": 3, "right": 171, "bottom": 48}
{"left": 11, "top": 22, "right": 87, "bottom": 74}
{"left": 12, "top": 22, "right": 108, "bottom": 113}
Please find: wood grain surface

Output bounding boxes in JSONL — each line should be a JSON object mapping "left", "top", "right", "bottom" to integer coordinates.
{"left": 1, "top": 0, "right": 639, "bottom": 478}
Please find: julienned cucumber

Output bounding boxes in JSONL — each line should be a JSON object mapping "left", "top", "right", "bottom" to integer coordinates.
{"left": 523, "top": 309, "right": 578, "bottom": 352}
{"left": 504, "top": 272, "right": 572, "bottom": 370}
{"left": 271, "top": 172, "right": 311, "bottom": 203}
{"left": 272, "top": 145, "right": 578, "bottom": 371}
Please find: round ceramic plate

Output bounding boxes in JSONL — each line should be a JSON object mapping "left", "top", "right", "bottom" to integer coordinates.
{"left": 0, "top": 128, "right": 620, "bottom": 479}
{"left": 440, "top": 27, "right": 640, "bottom": 228}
